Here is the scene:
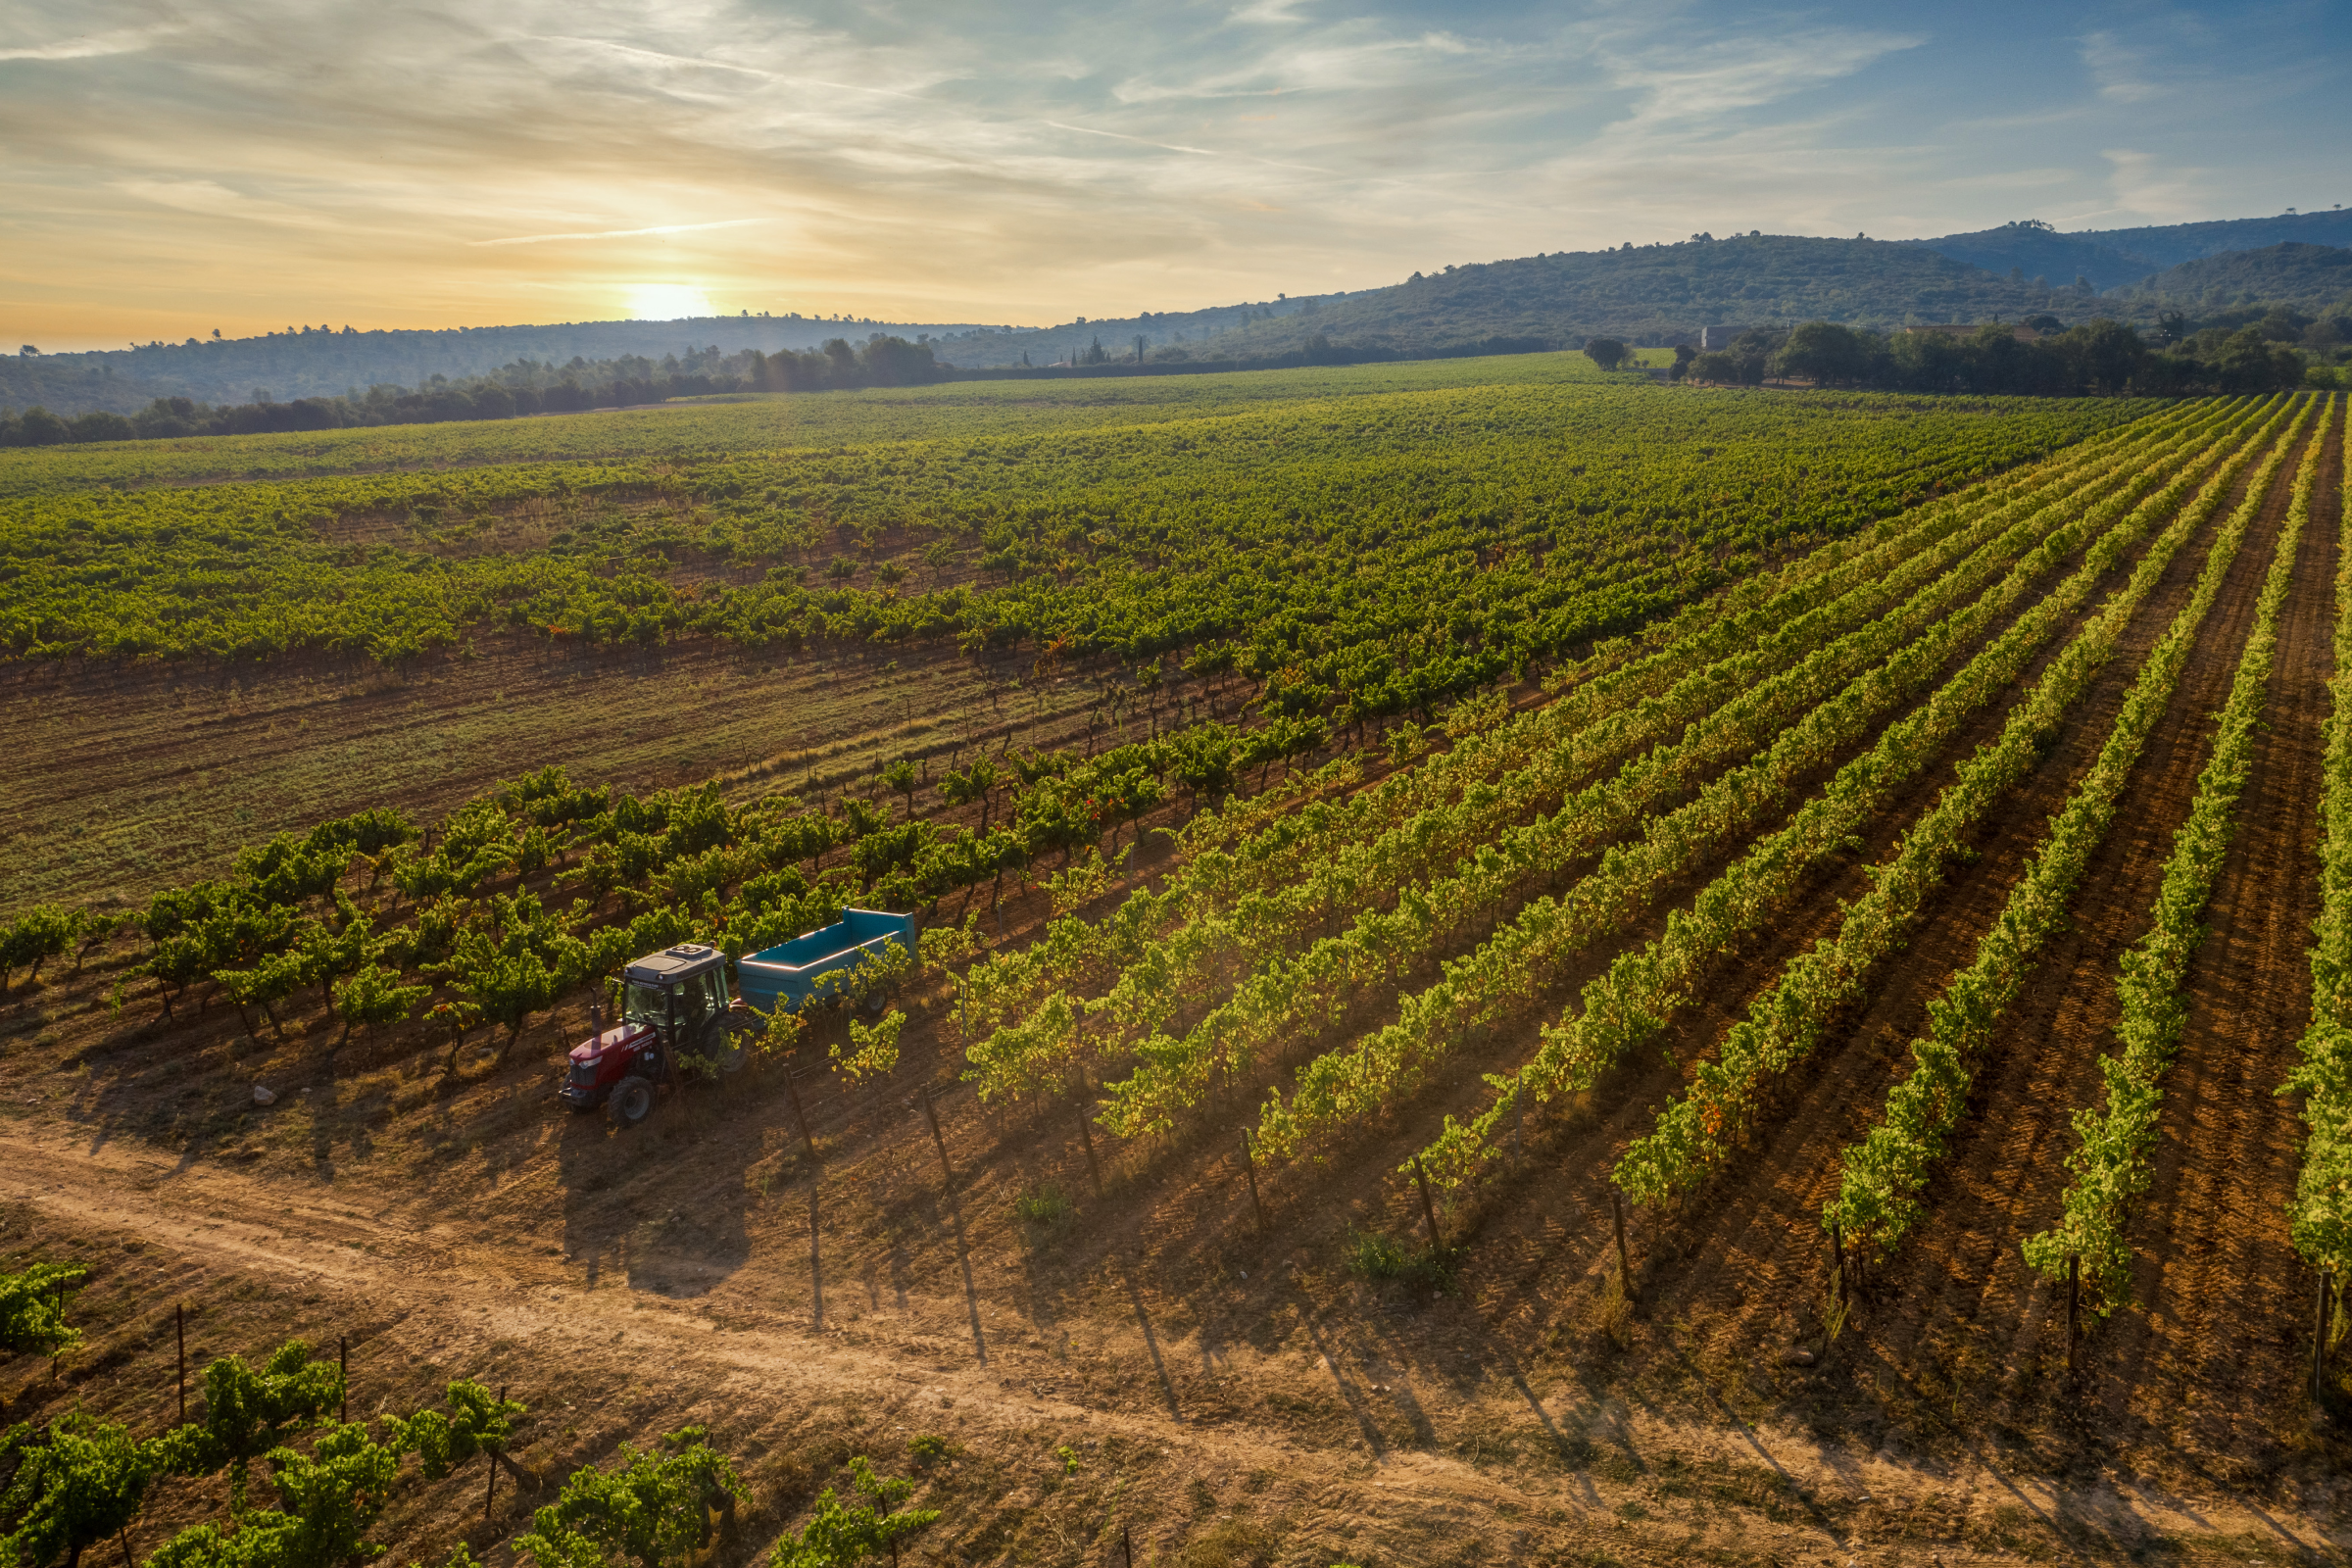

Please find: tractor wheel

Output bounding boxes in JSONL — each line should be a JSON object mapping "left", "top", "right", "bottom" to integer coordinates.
{"left": 714, "top": 1035, "right": 750, "bottom": 1075}
{"left": 608, "top": 1076, "right": 655, "bottom": 1128}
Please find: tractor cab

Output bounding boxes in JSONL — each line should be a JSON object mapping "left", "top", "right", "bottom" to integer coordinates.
{"left": 560, "top": 943, "right": 748, "bottom": 1123}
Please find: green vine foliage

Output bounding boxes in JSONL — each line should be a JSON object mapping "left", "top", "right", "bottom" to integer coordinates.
{"left": 385, "top": 1381, "right": 526, "bottom": 1483}
{"left": 768, "top": 1457, "right": 940, "bottom": 1568}
{"left": 0, "top": 1262, "right": 86, "bottom": 1355}
{"left": 156, "top": 1341, "right": 347, "bottom": 1513}
{"left": 0, "top": 1413, "right": 159, "bottom": 1567}
{"left": 514, "top": 1426, "right": 746, "bottom": 1568}
{"left": 145, "top": 1423, "right": 404, "bottom": 1568}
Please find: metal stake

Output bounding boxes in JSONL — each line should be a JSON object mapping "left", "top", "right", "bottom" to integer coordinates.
{"left": 339, "top": 1335, "right": 348, "bottom": 1424}
{"left": 175, "top": 1304, "right": 186, "bottom": 1425}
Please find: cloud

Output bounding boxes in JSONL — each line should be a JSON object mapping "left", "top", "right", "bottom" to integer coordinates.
{"left": 2, "top": 0, "right": 2344, "bottom": 348}
{"left": 0, "top": 23, "right": 179, "bottom": 62}
{"left": 470, "top": 218, "right": 770, "bottom": 247}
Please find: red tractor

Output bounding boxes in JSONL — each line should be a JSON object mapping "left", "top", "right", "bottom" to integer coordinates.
{"left": 560, "top": 943, "right": 758, "bottom": 1126}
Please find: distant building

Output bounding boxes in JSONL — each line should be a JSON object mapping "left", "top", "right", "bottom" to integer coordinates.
{"left": 1698, "top": 324, "right": 1743, "bottom": 350}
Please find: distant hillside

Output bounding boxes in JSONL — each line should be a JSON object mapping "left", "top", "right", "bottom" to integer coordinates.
{"left": 2106, "top": 242, "right": 2352, "bottom": 313}
{"left": 1905, "top": 211, "right": 2352, "bottom": 291}
{"left": 16, "top": 313, "right": 1012, "bottom": 411}
{"left": 942, "top": 236, "right": 2106, "bottom": 368}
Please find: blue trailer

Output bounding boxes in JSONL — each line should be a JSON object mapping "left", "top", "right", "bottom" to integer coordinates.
{"left": 735, "top": 908, "right": 917, "bottom": 1015}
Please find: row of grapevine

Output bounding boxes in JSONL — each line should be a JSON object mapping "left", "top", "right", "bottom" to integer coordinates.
{"left": 1826, "top": 400, "right": 2333, "bottom": 1259}
{"left": 0, "top": 1261, "right": 940, "bottom": 1568}
{"left": 956, "top": 401, "right": 2234, "bottom": 1102}
{"left": 1612, "top": 395, "right": 2321, "bottom": 1205}
{"left": 1071, "top": 404, "right": 2241, "bottom": 1055}
{"left": 3, "top": 382, "right": 2139, "bottom": 684}
{"left": 1614, "top": 396, "right": 2323, "bottom": 1203}
{"left": 1101, "top": 403, "right": 2267, "bottom": 1141}
{"left": 1404, "top": 395, "right": 2306, "bottom": 1190}
{"left": 2019, "top": 395, "right": 2336, "bottom": 1310}
{"left": 2288, "top": 396, "right": 2352, "bottom": 1281}
{"left": 949, "top": 416, "right": 2154, "bottom": 1051}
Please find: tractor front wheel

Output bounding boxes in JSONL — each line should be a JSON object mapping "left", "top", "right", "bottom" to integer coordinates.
{"left": 608, "top": 1075, "right": 655, "bottom": 1128}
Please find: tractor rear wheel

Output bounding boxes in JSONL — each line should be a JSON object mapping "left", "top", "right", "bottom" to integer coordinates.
{"left": 715, "top": 1015, "right": 754, "bottom": 1075}
{"left": 608, "top": 1075, "right": 655, "bottom": 1128}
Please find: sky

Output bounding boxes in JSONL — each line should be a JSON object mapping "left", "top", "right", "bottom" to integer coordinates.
{"left": 2, "top": 0, "right": 2345, "bottom": 350}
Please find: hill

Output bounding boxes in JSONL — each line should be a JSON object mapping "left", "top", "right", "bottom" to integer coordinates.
{"left": 1899, "top": 211, "right": 2352, "bottom": 291}
{"left": 943, "top": 235, "right": 2106, "bottom": 368}
{"left": 2108, "top": 241, "right": 2352, "bottom": 314}
{"left": 16, "top": 312, "right": 1015, "bottom": 410}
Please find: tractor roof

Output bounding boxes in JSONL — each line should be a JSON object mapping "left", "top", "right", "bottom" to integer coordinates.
{"left": 624, "top": 943, "right": 724, "bottom": 986}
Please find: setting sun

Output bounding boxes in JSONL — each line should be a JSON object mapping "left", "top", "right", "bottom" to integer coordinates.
{"left": 624, "top": 283, "right": 714, "bottom": 320}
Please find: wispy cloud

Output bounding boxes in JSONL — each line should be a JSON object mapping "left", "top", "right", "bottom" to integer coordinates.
{"left": 470, "top": 218, "right": 770, "bottom": 247}
{"left": 1, "top": 0, "right": 2343, "bottom": 349}
{"left": 0, "top": 22, "right": 181, "bottom": 61}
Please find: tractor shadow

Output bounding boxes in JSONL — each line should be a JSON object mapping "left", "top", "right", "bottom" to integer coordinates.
{"left": 556, "top": 1078, "right": 755, "bottom": 1298}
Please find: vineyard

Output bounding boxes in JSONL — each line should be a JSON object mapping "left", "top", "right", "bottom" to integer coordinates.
{"left": 3, "top": 368, "right": 2350, "bottom": 1565}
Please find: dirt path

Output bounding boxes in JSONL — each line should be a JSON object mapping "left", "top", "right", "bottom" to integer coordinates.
{"left": 4, "top": 1124, "right": 2343, "bottom": 1566}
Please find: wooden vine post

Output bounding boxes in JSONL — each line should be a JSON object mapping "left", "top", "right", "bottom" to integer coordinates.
{"left": 1831, "top": 1222, "right": 1846, "bottom": 1307}
{"left": 2316, "top": 1271, "right": 2334, "bottom": 1400}
{"left": 1075, "top": 1082, "right": 1104, "bottom": 1199}
{"left": 785, "top": 1076, "right": 817, "bottom": 1164}
{"left": 1412, "top": 1158, "right": 1443, "bottom": 1255}
{"left": 486, "top": 1382, "right": 508, "bottom": 1520}
{"left": 920, "top": 1086, "right": 953, "bottom": 1185}
{"left": 1613, "top": 1191, "right": 1634, "bottom": 1298}
{"left": 175, "top": 1303, "right": 186, "bottom": 1425}
{"left": 338, "top": 1335, "right": 348, "bottom": 1424}
{"left": 2067, "top": 1255, "right": 2081, "bottom": 1373}
{"left": 1241, "top": 1133, "right": 1267, "bottom": 1235}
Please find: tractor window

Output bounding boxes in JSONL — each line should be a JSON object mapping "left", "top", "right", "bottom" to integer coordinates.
{"left": 679, "top": 972, "right": 719, "bottom": 1031}
{"left": 621, "top": 982, "right": 669, "bottom": 1026}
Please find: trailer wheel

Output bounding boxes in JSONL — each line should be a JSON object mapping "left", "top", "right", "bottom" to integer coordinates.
{"left": 608, "top": 1076, "right": 655, "bottom": 1128}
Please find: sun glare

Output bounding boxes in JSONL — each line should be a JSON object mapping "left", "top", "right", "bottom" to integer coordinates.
{"left": 624, "top": 283, "right": 714, "bottom": 320}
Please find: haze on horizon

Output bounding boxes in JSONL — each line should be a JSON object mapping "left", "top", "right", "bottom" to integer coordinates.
{"left": 2, "top": 0, "right": 2344, "bottom": 352}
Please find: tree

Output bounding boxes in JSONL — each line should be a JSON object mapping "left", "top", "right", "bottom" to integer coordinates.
{"left": 0, "top": 1414, "right": 159, "bottom": 1568}
{"left": 1583, "top": 338, "right": 1630, "bottom": 371}
{"left": 1770, "top": 321, "right": 1878, "bottom": 386}
{"left": 769, "top": 1457, "right": 939, "bottom": 1568}
{"left": 514, "top": 1427, "right": 746, "bottom": 1568}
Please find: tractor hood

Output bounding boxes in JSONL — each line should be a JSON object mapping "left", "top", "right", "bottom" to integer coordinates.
{"left": 570, "top": 1021, "right": 655, "bottom": 1063}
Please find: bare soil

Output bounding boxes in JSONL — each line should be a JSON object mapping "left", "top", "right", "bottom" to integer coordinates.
{"left": 3, "top": 411, "right": 2348, "bottom": 1567}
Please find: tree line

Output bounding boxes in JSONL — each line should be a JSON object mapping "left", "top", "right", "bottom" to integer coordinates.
{"left": 1680, "top": 318, "right": 2316, "bottom": 397}
{"left": 0, "top": 338, "right": 946, "bottom": 448}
